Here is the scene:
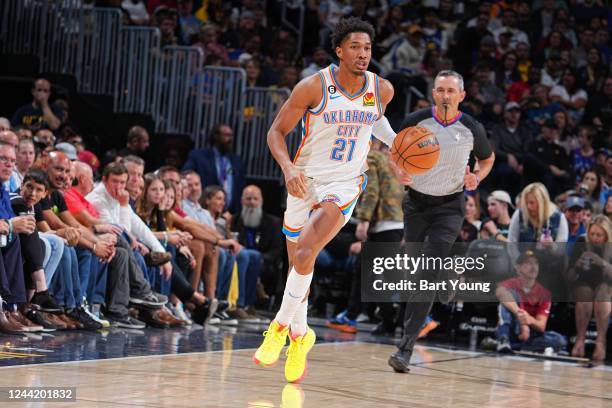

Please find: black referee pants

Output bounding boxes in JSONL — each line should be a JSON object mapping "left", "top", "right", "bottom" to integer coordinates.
{"left": 397, "top": 189, "right": 465, "bottom": 353}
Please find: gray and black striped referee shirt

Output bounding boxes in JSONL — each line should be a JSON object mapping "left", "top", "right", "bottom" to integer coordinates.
{"left": 401, "top": 107, "right": 493, "bottom": 196}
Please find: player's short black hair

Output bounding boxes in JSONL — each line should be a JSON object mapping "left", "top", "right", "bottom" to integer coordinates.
{"left": 331, "top": 17, "right": 375, "bottom": 49}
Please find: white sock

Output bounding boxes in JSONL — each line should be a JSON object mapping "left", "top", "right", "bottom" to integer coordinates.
{"left": 274, "top": 267, "right": 313, "bottom": 327}
{"left": 290, "top": 300, "right": 308, "bottom": 337}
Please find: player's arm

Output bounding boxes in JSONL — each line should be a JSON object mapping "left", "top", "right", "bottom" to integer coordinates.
{"left": 371, "top": 78, "right": 395, "bottom": 147}
{"left": 374, "top": 79, "right": 412, "bottom": 185}
{"left": 267, "top": 75, "right": 321, "bottom": 199}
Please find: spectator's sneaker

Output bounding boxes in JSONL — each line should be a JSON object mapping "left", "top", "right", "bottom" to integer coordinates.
{"left": 417, "top": 320, "right": 439, "bottom": 339}
{"left": 216, "top": 300, "right": 230, "bottom": 314}
{"left": 326, "top": 311, "right": 357, "bottom": 334}
{"left": 169, "top": 303, "right": 193, "bottom": 325}
{"left": 57, "top": 312, "right": 82, "bottom": 330}
{"left": 497, "top": 337, "right": 513, "bottom": 353}
{"left": 85, "top": 303, "right": 110, "bottom": 328}
{"left": 228, "top": 307, "right": 260, "bottom": 323}
{"left": 371, "top": 321, "right": 395, "bottom": 336}
{"left": 160, "top": 306, "right": 189, "bottom": 327}
{"left": 9, "top": 311, "right": 44, "bottom": 332}
{"left": 355, "top": 313, "right": 369, "bottom": 323}
{"left": 253, "top": 320, "right": 289, "bottom": 367}
{"left": 67, "top": 307, "right": 103, "bottom": 331}
{"left": 480, "top": 336, "right": 498, "bottom": 351}
{"left": 130, "top": 292, "right": 167, "bottom": 308}
{"left": 285, "top": 327, "right": 316, "bottom": 383}
{"left": 192, "top": 298, "right": 218, "bottom": 325}
{"left": 245, "top": 306, "right": 270, "bottom": 324}
{"left": 211, "top": 310, "right": 238, "bottom": 325}
{"left": 106, "top": 314, "right": 147, "bottom": 329}
{"left": 41, "top": 312, "right": 69, "bottom": 330}
{"left": 25, "top": 310, "right": 59, "bottom": 332}
{"left": 30, "top": 290, "right": 62, "bottom": 313}
{"left": 0, "top": 311, "right": 26, "bottom": 334}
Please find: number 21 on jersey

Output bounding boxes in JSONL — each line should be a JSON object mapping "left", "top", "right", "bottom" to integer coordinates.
{"left": 330, "top": 138, "right": 356, "bottom": 162}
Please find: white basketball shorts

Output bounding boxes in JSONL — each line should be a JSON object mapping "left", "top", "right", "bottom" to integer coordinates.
{"left": 282, "top": 174, "right": 368, "bottom": 242}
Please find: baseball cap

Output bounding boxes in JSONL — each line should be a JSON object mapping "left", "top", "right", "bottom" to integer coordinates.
{"left": 55, "top": 142, "right": 77, "bottom": 160}
{"left": 78, "top": 150, "right": 100, "bottom": 172}
{"left": 488, "top": 190, "right": 514, "bottom": 208}
{"left": 516, "top": 249, "right": 539, "bottom": 265}
{"left": 566, "top": 196, "right": 585, "bottom": 210}
{"left": 505, "top": 101, "right": 520, "bottom": 112}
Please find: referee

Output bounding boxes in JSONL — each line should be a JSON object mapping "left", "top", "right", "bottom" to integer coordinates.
{"left": 387, "top": 70, "right": 495, "bottom": 373}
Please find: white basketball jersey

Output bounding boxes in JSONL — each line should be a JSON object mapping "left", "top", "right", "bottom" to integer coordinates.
{"left": 293, "top": 65, "right": 382, "bottom": 181}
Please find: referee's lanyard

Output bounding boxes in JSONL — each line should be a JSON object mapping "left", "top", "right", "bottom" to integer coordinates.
{"left": 214, "top": 148, "right": 233, "bottom": 207}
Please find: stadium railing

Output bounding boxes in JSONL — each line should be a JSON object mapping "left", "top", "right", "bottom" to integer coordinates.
{"left": 156, "top": 46, "right": 204, "bottom": 140}
{"left": 241, "top": 87, "right": 301, "bottom": 180}
{"left": 114, "top": 26, "right": 162, "bottom": 118}
{"left": 197, "top": 66, "right": 247, "bottom": 149}
{"left": 76, "top": 8, "right": 123, "bottom": 96}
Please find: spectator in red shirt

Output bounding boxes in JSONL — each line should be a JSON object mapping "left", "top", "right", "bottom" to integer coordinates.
{"left": 495, "top": 249, "right": 567, "bottom": 353}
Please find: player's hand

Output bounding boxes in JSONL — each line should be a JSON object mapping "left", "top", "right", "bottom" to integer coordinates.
{"left": 464, "top": 166, "right": 479, "bottom": 191}
{"left": 283, "top": 164, "right": 309, "bottom": 198}
{"left": 388, "top": 159, "right": 412, "bottom": 185}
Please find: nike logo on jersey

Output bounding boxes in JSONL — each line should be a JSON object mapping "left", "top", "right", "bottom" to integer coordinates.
{"left": 330, "top": 94, "right": 342, "bottom": 100}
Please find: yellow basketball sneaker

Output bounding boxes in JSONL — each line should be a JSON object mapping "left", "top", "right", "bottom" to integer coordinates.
{"left": 284, "top": 327, "right": 316, "bottom": 383}
{"left": 253, "top": 320, "right": 289, "bottom": 367}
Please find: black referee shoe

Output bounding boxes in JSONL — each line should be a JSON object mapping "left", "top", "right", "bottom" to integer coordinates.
{"left": 388, "top": 349, "right": 412, "bottom": 373}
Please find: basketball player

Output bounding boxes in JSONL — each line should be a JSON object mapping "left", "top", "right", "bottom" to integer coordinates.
{"left": 252, "top": 17, "right": 409, "bottom": 383}
{"left": 387, "top": 70, "right": 495, "bottom": 373}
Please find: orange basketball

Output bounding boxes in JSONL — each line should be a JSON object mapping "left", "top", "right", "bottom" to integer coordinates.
{"left": 390, "top": 126, "right": 440, "bottom": 175}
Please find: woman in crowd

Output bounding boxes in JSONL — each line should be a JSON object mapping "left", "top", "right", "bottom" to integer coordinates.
{"left": 567, "top": 215, "right": 611, "bottom": 361}
{"left": 135, "top": 174, "right": 216, "bottom": 325}
{"left": 508, "top": 183, "right": 569, "bottom": 299}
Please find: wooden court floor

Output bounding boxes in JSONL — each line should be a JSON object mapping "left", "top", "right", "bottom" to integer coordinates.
{"left": 0, "top": 341, "right": 609, "bottom": 407}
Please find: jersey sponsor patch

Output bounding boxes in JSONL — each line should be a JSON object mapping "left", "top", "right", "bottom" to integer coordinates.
{"left": 363, "top": 92, "right": 375, "bottom": 107}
